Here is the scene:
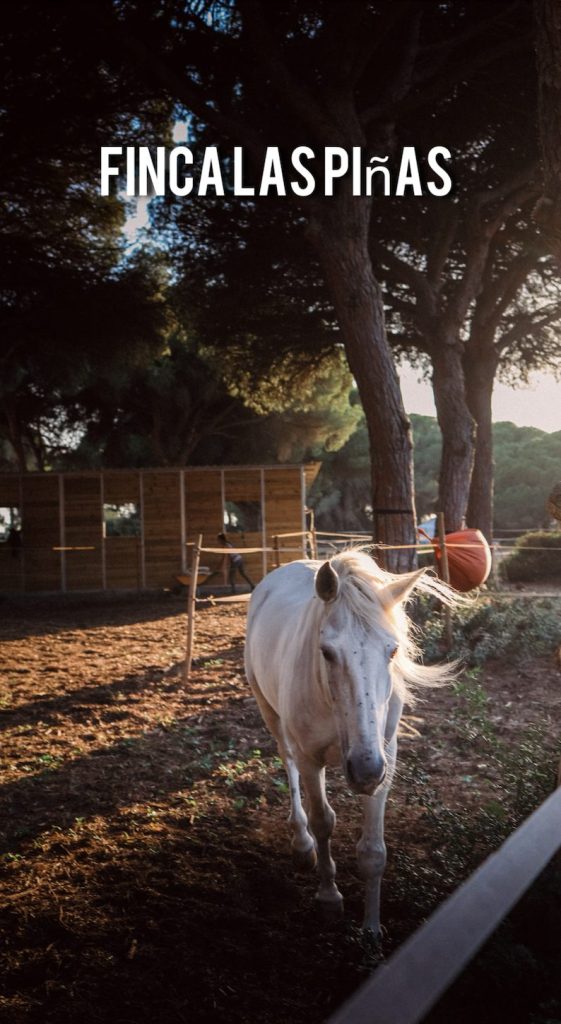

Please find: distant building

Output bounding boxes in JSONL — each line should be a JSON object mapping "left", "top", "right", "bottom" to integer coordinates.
{"left": 0, "top": 464, "right": 319, "bottom": 593}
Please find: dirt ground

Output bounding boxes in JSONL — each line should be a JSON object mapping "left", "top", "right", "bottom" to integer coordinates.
{"left": 1, "top": 592, "right": 561, "bottom": 1024}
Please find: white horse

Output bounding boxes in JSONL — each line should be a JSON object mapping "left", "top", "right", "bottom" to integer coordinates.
{"left": 244, "top": 549, "right": 457, "bottom": 935}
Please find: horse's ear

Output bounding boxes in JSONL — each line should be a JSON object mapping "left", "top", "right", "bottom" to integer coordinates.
{"left": 379, "top": 567, "right": 426, "bottom": 609}
{"left": 315, "top": 561, "right": 340, "bottom": 603}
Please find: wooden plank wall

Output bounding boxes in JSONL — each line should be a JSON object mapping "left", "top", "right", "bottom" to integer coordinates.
{"left": 64, "top": 476, "right": 103, "bottom": 590}
{"left": 0, "top": 466, "right": 310, "bottom": 592}
{"left": 21, "top": 475, "right": 61, "bottom": 591}
{"left": 184, "top": 470, "right": 223, "bottom": 577}
{"left": 264, "top": 468, "right": 306, "bottom": 570}
{"left": 223, "top": 469, "right": 264, "bottom": 581}
{"left": 103, "top": 472, "right": 142, "bottom": 589}
{"left": 0, "top": 475, "right": 23, "bottom": 592}
{"left": 143, "top": 471, "right": 183, "bottom": 588}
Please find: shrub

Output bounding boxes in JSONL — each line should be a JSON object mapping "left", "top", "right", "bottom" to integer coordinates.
{"left": 412, "top": 594, "right": 561, "bottom": 666}
{"left": 500, "top": 531, "right": 561, "bottom": 583}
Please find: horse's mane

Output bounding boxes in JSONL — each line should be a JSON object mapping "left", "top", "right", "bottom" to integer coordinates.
{"left": 327, "top": 549, "right": 461, "bottom": 705}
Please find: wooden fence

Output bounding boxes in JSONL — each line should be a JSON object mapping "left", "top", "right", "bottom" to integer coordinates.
{"left": 328, "top": 786, "right": 561, "bottom": 1024}
{"left": 0, "top": 464, "right": 320, "bottom": 593}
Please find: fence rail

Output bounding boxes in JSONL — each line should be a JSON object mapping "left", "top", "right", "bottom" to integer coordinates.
{"left": 328, "top": 786, "right": 561, "bottom": 1024}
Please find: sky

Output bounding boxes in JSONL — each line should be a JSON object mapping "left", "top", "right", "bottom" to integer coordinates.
{"left": 399, "top": 364, "right": 561, "bottom": 434}
{"left": 125, "top": 195, "right": 561, "bottom": 435}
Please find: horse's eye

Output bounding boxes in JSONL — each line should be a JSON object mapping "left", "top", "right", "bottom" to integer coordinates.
{"left": 321, "top": 647, "right": 336, "bottom": 663}
{"left": 389, "top": 646, "right": 398, "bottom": 661}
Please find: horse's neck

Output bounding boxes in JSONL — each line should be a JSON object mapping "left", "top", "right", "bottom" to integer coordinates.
{"left": 289, "top": 597, "right": 332, "bottom": 710}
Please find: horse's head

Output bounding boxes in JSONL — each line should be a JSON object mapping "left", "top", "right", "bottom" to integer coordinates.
{"left": 315, "top": 558, "right": 425, "bottom": 796}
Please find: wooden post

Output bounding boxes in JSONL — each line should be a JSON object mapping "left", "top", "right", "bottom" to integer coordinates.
{"left": 184, "top": 533, "right": 202, "bottom": 683}
{"left": 100, "top": 471, "right": 107, "bottom": 591}
{"left": 491, "top": 541, "right": 500, "bottom": 590}
{"left": 273, "top": 535, "right": 281, "bottom": 568}
{"left": 312, "top": 526, "right": 318, "bottom": 560}
{"left": 58, "top": 474, "right": 66, "bottom": 593}
{"left": 437, "top": 512, "right": 453, "bottom": 650}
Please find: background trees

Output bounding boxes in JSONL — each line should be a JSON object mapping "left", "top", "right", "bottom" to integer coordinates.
{"left": 0, "top": 5, "right": 171, "bottom": 469}
{"left": 535, "top": 0, "right": 561, "bottom": 267}
{"left": 94, "top": 0, "right": 540, "bottom": 567}
{"left": 64, "top": 331, "right": 359, "bottom": 469}
{"left": 2, "top": 1, "right": 557, "bottom": 555}
{"left": 367, "top": 31, "right": 561, "bottom": 541}
{"left": 311, "top": 416, "right": 561, "bottom": 534}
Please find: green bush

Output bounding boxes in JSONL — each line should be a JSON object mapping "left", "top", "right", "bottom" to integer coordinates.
{"left": 413, "top": 594, "right": 561, "bottom": 666}
{"left": 500, "top": 531, "right": 561, "bottom": 583}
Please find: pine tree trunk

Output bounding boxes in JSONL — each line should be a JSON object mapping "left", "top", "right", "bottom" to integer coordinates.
{"left": 535, "top": 0, "right": 561, "bottom": 265}
{"left": 311, "top": 195, "right": 417, "bottom": 572}
{"left": 432, "top": 339, "right": 476, "bottom": 532}
{"left": 3, "top": 402, "right": 28, "bottom": 472}
{"left": 465, "top": 357, "right": 497, "bottom": 541}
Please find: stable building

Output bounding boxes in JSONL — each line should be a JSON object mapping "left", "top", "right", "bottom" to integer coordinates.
{"left": 0, "top": 464, "right": 320, "bottom": 594}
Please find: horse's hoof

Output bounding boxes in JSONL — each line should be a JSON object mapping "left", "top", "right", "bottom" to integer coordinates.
{"left": 292, "top": 844, "right": 317, "bottom": 872}
{"left": 362, "top": 924, "right": 383, "bottom": 947}
{"left": 315, "top": 887, "right": 344, "bottom": 919}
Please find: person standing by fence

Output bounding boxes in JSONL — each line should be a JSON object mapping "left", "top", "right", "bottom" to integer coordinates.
{"left": 217, "top": 533, "right": 255, "bottom": 594}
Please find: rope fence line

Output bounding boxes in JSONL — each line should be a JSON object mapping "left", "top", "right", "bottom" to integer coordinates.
{"left": 180, "top": 525, "right": 561, "bottom": 682}
{"left": 183, "top": 533, "right": 312, "bottom": 681}
{"left": 42, "top": 544, "right": 561, "bottom": 551}
{"left": 1, "top": 538, "right": 558, "bottom": 555}
{"left": 273, "top": 530, "right": 312, "bottom": 539}
{"left": 189, "top": 540, "right": 561, "bottom": 553}
{"left": 195, "top": 545, "right": 305, "bottom": 555}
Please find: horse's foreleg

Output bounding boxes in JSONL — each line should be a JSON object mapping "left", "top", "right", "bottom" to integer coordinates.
{"left": 299, "top": 758, "right": 343, "bottom": 907}
{"left": 357, "top": 734, "right": 396, "bottom": 936}
{"left": 284, "top": 755, "right": 317, "bottom": 870}
{"left": 357, "top": 692, "right": 403, "bottom": 935}
{"left": 248, "top": 681, "right": 315, "bottom": 868}
{"left": 357, "top": 785, "right": 390, "bottom": 936}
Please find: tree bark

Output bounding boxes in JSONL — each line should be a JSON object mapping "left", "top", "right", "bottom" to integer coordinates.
{"left": 311, "top": 193, "right": 417, "bottom": 572}
{"left": 465, "top": 353, "right": 497, "bottom": 541}
{"left": 534, "top": 0, "right": 561, "bottom": 267}
{"left": 431, "top": 338, "right": 476, "bottom": 533}
{"left": 2, "top": 402, "right": 28, "bottom": 472}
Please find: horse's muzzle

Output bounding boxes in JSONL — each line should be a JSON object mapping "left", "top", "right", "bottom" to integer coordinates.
{"left": 345, "top": 753, "right": 386, "bottom": 795}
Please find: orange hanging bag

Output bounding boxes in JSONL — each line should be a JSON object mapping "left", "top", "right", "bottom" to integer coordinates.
{"left": 431, "top": 528, "right": 492, "bottom": 592}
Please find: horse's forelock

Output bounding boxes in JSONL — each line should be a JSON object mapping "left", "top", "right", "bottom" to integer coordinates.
{"left": 326, "top": 548, "right": 460, "bottom": 703}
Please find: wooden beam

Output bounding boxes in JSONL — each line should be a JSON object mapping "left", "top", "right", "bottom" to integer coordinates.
{"left": 300, "top": 465, "right": 307, "bottom": 558}
{"left": 328, "top": 786, "right": 561, "bottom": 1024}
{"left": 184, "top": 533, "right": 202, "bottom": 683}
{"left": 437, "top": 512, "right": 453, "bottom": 650}
{"left": 100, "top": 471, "right": 107, "bottom": 590}
{"left": 139, "top": 471, "right": 146, "bottom": 589}
{"left": 260, "top": 468, "right": 267, "bottom": 579}
{"left": 58, "top": 474, "right": 66, "bottom": 593}
{"left": 180, "top": 469, "right": 187, "bottom": 573}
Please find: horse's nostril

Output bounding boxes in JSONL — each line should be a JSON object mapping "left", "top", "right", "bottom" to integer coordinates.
{"left": 346, "top": 758, "right": 356, "bottom": 784}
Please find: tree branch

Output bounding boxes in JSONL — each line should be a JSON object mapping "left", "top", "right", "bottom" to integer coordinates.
{"left": 495, "top": 301, "right": 561, "bottom": 356}
{"left": 237, "top": 0, "right": 337, "bottom": 146}
{"left": 426, "top": 206, "right": 460, "bottom": 288}
{"left": 359, "top": 4, "right": 423, "bottom": 126}
{"left": 477, "top": 250, "right": 539, "bottom": 329}
{"left": 371, "top": 241, "right": 438, "bottom": 326}
{"left": 122, "top": 33, "right": 264, "bottom": 158}
{"left": 388, "top": 32, "right": 527, "bottom": 122}
{"left": 348, "top": 4, "right": 408, "bottom": 86}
